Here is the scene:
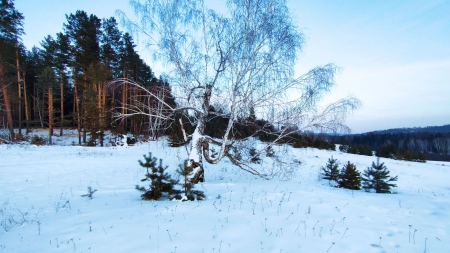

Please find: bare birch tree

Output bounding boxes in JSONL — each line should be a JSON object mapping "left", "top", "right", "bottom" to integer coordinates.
{"left": 114, "top": 0, "right": 361, "bottom": 182}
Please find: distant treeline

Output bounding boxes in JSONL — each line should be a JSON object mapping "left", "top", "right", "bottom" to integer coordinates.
{"left": 331, "top": 131, "right": 450, "bottom": 162}
{"left": 371, "top": 124, "right": 450, "bottom": 134}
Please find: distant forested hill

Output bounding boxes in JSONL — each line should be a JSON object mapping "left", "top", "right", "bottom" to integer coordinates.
{"left": 331, "top": 124, "right": 450, "bottom": 162}
{"left": 371, "top": 124, "right": 450, "bottom": 134}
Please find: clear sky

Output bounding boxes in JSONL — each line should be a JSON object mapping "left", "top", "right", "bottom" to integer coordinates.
{"left": 15, "top": 0, "right": 450, "bottom": 133}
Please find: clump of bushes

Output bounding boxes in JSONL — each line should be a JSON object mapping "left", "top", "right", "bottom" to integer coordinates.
{"left": 339, "top": 144, "right": 372, "bottom": 156}
{"left": 30, "top": 135, "right": 45, "bottom": 145}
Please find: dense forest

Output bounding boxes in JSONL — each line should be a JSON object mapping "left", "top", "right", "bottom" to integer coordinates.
{"left": 1, "top": 1, "right": 175, "bottom": 145}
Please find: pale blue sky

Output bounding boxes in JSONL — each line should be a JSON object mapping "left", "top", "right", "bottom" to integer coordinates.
{"left": 15, "top": 0, "right": 450, "bottom": 133}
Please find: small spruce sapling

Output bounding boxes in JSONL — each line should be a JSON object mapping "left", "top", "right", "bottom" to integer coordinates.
{"left": 176, "top": 160, "right": 205, "bottom": 201}
{"left": 322, "top": 156, "right": 340, "bottom": 182}
{"left": 231, "top": 146, "right": 242, "bottom": 161}
{"left": 338, "top": 161, "right": 361, "bottom": 190}
{"left": 249, "top": 147, "right": 262, "bottom": 164}
{"left": 136, "top": 153, "right": 179, "bottom": 200}
{"left": 210, "top": 147, "right": 218, "bottom": 158}
{"left": 362, "top": 158, "right": 398, "bottom": 193}
{"left": 266, "top": 146, "right": 275, "bottom": 157}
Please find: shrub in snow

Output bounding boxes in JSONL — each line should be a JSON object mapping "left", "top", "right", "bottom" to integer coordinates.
{"left": 176, "top": 160, "right": 205, "bottom": 201}
{"left": 362, "top": 158, "right": 398, "bottom": 193}
{"left": 136, "top": 153, "right": 180, "bottom": 200}
{"left": 30, "top": 135, "right": 45, "bottom": 145}
{"left": 339, "top": 144, "right": 349, "bottom": 152}
{"left": 376, "top": 143, "right": 398, "bottom": 159}
{"left": 321, "top": 156, "right": 340, "bottom": 182}
{"left": 414, "top": 152, "right": 427, "bottom": 163}
{"left": 338, "top": 161, "right": 361, "bottom": 190}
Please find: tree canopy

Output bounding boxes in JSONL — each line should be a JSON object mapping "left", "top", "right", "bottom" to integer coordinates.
{"left": 114, "top": 0, "right": 360, "bottom": 181}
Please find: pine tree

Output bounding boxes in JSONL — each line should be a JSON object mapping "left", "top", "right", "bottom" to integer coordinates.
{"left": 362, "top": 158, "right": 398, "bottom": 193}
{"left": 321, "top": 156, "right": 340, "bottom": 182}
{"left": 265, "top": 145, "right": 275, "bottom": 157}
{"left": 0, "top": 0, "right": 24, "bottom": 140}
{"left": 136, "top": 153, "right": 179, "bottom": 200}
{"left": 338, "top": 161, "right": 361, "bottom": 190}
{"left": 176, "top": 160, "right": 205, "bottom": 201}
{"left": 249, "top": 147, "right": 261, "bottom": 164}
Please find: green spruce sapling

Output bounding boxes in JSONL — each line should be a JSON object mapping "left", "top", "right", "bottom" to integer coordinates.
{"left": 322, "top": 156, "right": 340, "bottom": 182}
{"left": 266, "top": 146, "right": 275, "bottom": 157}
{"left": 176, "top": 160, "right": 205, "bottom": 201}
{"left": 362, "top": 158, "right": 398, "bottom": 193}
{"left": 249, "top": 147, "right": 262, "bottom": 164}
{"left": 210, "top": 147, "right": 218, "bottom": 158}
{"left": 136, "top": 153, "right": 179, "bottom": 200}
{"left": 338, "top": 161, "right": 361, "bottom": 190}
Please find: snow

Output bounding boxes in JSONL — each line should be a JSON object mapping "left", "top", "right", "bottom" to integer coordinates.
{"left": 1, "top": 135, "right": 449, "bottom": 252}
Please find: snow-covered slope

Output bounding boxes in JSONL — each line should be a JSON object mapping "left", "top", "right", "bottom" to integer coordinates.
{"left": 0, "top": 140, "right": 449, "bottom": 252}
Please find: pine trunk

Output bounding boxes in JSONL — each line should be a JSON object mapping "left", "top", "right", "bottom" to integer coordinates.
{"left": 48, "top": 86, "right": 53, "bottom": 145}
{"left": 15, "top": 42, "right": 22, "bottom": 136}
{"left": 59, "top": 70, "right": 64, "bottom": 136}
{"left": 0, "top": 69, "right": 14, "bottom": 140}
{"left": 121, "top": 69, "right": 127, "bottom": 132}
{"left": 34, "top": 85, "right": 44, "bottom": 128}
{"left": 22, "top": 73, "right": 30, "bottom": 134}
{"left": 74, "top": 77, "right": 81, "bottom": 145}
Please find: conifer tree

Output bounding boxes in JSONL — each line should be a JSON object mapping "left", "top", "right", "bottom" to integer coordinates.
{"left": 265, "top": 146, "right": 275, "bottom": 157}
{"left": 136, "top": 153, "right": 179, "bottom": 200}
{"left": 321, "top": 156, "right": 340, "bottom": 182}
{"left": 362, "top": 158, "right": 398, "bottom": 193}
{"left": 176, "top": 160, "right": 205, "bottom": 201}
{"left": 0, "top": 0, "right": 24, "bottom": 140}
{"left": 249, "top": 147, "right": 262, "bottom": 164}
{"left": 338, "top": 161, "right": 361, "bottom": 190}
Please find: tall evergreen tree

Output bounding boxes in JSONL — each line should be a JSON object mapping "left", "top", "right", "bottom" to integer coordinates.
{"left": 64, "top": 11, "right": 102, "bottom": 143}
{"left": 54, "top": 32, "right": 70, "bottom": 136}
{"left": 0, "top": 0, "right": 24, "bottom": 140}
{"left": 338, "top": 161, "right": 361, "bottom": 190}
{"left": 100, "top": 17, "right": 122, "bottom": 77}
{"left": 362, "top": 158, "right": 398, "bottom": 193}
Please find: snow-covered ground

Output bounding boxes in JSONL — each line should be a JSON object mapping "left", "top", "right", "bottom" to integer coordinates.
{"left": 1, "top": 132, "right": 449, "bottom": 252}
